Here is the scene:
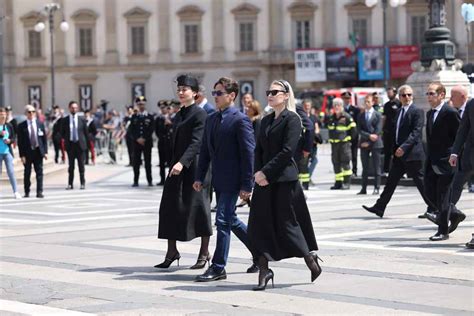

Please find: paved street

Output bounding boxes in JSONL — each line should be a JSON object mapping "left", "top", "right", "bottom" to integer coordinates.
{"left": 1, "top": 146, "right": 473, "bottom": 315}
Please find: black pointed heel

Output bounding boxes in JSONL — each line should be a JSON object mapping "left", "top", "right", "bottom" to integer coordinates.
{"left": 304, "top": 253, "right": 322, "bottom": 282}
{"left": 252, "top": 269, "right": 274, "bottom": 291}
{"left": 190, "top": 253, "right": 211, "bottom": 269}
{"left": 154, "top": 252, "right": 181, "bottom": 268}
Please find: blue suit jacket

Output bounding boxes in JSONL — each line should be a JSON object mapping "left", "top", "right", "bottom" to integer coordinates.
{"left": 202, "top": 102, "right": 216, "bottom": 115}
{"left": 196, "top": 106, "right": 255, "bottom": 193}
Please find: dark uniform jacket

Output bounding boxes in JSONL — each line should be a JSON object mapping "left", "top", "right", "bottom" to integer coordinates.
{"left": 328, "top": 112, "right": 356, "bottom": 143}
{"left": 130, "top": 112, "right": 154, "bottom": 144}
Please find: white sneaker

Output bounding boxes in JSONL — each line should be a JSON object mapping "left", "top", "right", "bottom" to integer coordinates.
{"left": 14, "top": 192, "right": 22, "bottom": 199}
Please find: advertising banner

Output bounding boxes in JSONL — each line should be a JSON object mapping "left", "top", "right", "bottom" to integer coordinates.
{"left": 295, "top": 49, "right": 327, "bottom": 82}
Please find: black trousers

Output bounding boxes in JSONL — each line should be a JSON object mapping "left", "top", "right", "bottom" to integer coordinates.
{"left": 360, "top": 147, "right": 381, "bottom": 190}
{"left": 424, "top": 164, "right": 454, "bottom": 235}
{"left": 451, "top": 168, "right": 474, "bottom": 205}
{"left": 24, "top": 148, "right": 43, "bottom": 194}
{"left": 126, "top": 136, "right": 133, "bottom": 166}
{"left": 375, "top": 157, "right": 436, "bottom": 213}
{"left": 67, "top": 142, "right": 86, "bottom": 186}
{"left": 351, "top": 135, "right": 359, "bottom": 175}
{"left": 382, "top": 132, "right": 394, "bottom": 173}
{"left": 133, "top": 142, "right": 152, "bottom": 184}
{"left": 53, "top": 138, "right": 62, "bottom": 163}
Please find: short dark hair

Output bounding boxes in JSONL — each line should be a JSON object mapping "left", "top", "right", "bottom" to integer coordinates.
{"left": 0, "top": 107, "right": 6, "bottom": 113}
{"left": 429, "top": 82, "right": 446, "bottom": 96}
{"left": 84, "top": 109, "right": 90, "bottom": 114}
{"left": 68, "top": 101, "right": 78, "bottom": 107}
{"left": 214, "top": 77, "right": 239, "bottom": 100}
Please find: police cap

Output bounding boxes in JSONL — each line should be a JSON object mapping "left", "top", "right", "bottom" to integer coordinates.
{"left": 135, "top": 96, "right": 147, "bottom": 103}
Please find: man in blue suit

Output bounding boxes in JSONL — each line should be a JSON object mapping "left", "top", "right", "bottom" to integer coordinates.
{"left": 196, "top": 84, "right": 216, "bottom": 115}
{"left": 193, "top": 77, "right": 255, "bottom": 281}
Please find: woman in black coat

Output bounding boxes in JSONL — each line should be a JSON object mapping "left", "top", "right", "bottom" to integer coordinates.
{"left": 155, "top": 75, "right": 212, "bottom": 269}
{"left": 248, "top": 80, "right": 322, "bottom": 291}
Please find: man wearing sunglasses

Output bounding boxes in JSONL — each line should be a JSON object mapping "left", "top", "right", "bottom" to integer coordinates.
{"left": 424, "top": 82, "right": 460, "bottom": 241}
{"left": 194, "top": 77, "right": 255, "bottom": 282}
{"left": 363, "top": 85, "right": 437, "bottom": 219}
{"left": 17, "top": 105, "right": 48, "bottom": 198}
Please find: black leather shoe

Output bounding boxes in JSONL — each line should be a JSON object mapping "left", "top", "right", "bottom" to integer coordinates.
{"left": 36, "top": 193, "right": 44, "bottom": 198}
{"left": 24, "top": 192, "right": 30, "bottom": 198}
{"left": 195, "top": 267, "right": 227, "bottom": 282}
{"left": 372, "top": 188, "right": 379, "bottom": 195}
{"left": 330, "top": 183, "right": 342, "bottom": 190}
{"left": 448, "top": 213, "right": 466, "bottom": 234}
{"left": 80, "top": 184, "right": 85, "bottom": 190}
{"left": 66, "top": 185, "right": 73, "bottom": 190}
{"left": 466, "top": 237, "right": 474, "bottom": 249}
{"left": 148, "top": 182, "right": 153, "bottom": 187}
{"left": 429, "top": 233, "right": 449, "bottom": 241}
{"left": 362, "top": 205, "right": 384, "bottom": 218}
{"left": 132, "top": 183, "right": 139, "bottom": 187}
{"left": 425, "top": 212, "right": 439, "bottom": 225}
{"left": 418, "top": 213, "right": 427, "bottom": 218}
{"left": 156, "top": 182, "right": 165, "bottom": 186}
{"left": 246, "top": 263, "right": 259, "bottom": 273}
{"left": 357, "top": 189, "right": 367, "bottom": 195}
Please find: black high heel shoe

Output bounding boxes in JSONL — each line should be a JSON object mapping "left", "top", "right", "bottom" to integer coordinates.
{"left": 189, "top": 253, "right": 211, "bottom": 269}
{"left": 304, "top": 253, "right": 323, "bottom": 282}
{"left": 154, "top": 252, "right": 181, "bottom": 268}
{"left": 252, "top": 269, "right": 274, "bottom": 291}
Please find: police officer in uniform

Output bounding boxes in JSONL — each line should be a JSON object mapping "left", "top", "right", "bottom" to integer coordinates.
{"left": 155, "top": 100, "right": 173, "bottom": 185}
{"left": 382, "top": 87, "right": 401, "bottom": 174}
{"left": 130, "top": 96, "right": 154, "bottom": 187}
{"left": 329, "top": 97, "right": 357, "bottom": 190}
{"left": 342, "top": 91, "right": 360, "bottom": 177}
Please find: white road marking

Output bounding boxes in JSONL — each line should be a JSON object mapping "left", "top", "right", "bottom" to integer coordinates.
{"left": 0, "top": 213, "right": 153, "bottom": 224}
{"left": 0, "top": 206, "right": 158, "bottom": 217}
{"left": 0, "top": 299, "right": 96, "bottom": 316}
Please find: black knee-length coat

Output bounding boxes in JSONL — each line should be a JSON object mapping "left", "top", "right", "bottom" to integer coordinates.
{"left": 158, "top": 104, "right": 212, "bottom": 241}
{"left": 248, "top": 109, "right": 318, "bottom": 261}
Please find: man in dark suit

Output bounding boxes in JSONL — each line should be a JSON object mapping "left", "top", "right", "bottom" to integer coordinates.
{"left": 357, "top": 94, "right": 383, "bottom": 195}
{"left": 342, "top": 91, "right": 360, "bottom": 176}
{"left": 449, "top": 91, "right": 474, "bottom": 248}
{"left": 196, "top": 85, "right": 216, "bottom": 115}
{"left": 17, "top": 105, "right": 48, "bottom": 198}
{"left": 424, "top": 83, "right": 460, "bottom": 241}
{"left": 194, "top": 77, "right": 255, "bottom": 282}
{"left": 362, "top": 85, "right": 436, "bottom": 217}
{"left": 155, "top": 101, "right": 173, "bottom": 185}
{"left": 61, "top": 101, "right": 89, "bottom": 190}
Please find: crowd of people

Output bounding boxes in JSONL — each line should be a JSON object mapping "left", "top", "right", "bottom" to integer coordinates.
{"left": 1, "top": 75, "right": 473, "bottom": 290}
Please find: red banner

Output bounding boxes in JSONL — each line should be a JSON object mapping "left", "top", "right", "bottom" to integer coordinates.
{"left": 389, "top": 45, "right": 419, "bottom": 79}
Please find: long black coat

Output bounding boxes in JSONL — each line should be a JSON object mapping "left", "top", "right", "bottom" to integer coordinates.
{"left": 158, "top": 104, "right": 212, "bottom": 241}
{"left": 248, "top": 109, "right": 318, "bottom": 261}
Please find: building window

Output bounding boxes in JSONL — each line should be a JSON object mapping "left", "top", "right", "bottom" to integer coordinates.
{"left": 79, "top": 28, "right": 93, "bottom": 56}
{"left": 28, "top": 30, "right": 41, "bottom": 58}
{"left": 239, "top": 22, "right": 254, "bottom": 52}
{"left": 296, "top": 20, "right": 311, "bottom": 49}
{"left": 131, "top": 26, "right": 145, "bottom": 55}
{"left": 353, "top": 18, "right": 368, "bottom": 47}
{"left": 184, "top": 24, "right": 199, "bottom": 53}
{"left": 411, "top": 15, "right": 426, "bottom": 45}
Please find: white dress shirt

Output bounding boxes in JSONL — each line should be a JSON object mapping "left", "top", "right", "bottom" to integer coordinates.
{"left": 432, "top": 102, "right": 444, "bottom": 123}
{"left": 69, "top": 114, "right": 79, "bottom": 141}
{"left": 28, "top": 119, "right": 38, "bottom": 148}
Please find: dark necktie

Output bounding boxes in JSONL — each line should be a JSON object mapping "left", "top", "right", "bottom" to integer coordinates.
{"left": 72, "top": 115, "right": 78, "bottom": 142}
{"left": 459, "top": 108, "right": 463, "bottom": 118}
{"left": 429, "top": 109, "right": 437, "bottom": 131}
{"left": 212, "top": 112, "right": 222, "bottom": 147}
{"left": 396, "top": 107, "right": 405, "bottom": 144}
{"left": 29, "top": 121, "right": 37, "bottom": 149}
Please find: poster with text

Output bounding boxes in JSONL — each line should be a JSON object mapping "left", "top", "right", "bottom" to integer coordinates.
{"left": 389, "top": 45, "right": 419, "bottom": 79}
{"left": 295, "top": 49, "right": 326, "bottom": 82}
{"left": 325, "top": 48, "right": 356, "bottom": 81}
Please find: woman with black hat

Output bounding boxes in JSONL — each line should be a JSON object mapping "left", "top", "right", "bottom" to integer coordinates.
{"left": 155, "top": 75, "right": 213, "bottom": 269}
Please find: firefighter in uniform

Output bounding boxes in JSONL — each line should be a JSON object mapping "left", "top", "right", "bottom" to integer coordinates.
{"left": 329, "top": 97, "right": 357, "bottom": 190}
{"left": 295, "top": 103, "right": 315, "bottom": 190}
{"left": 130, "top": 96, "right": 154, "bottom": 187}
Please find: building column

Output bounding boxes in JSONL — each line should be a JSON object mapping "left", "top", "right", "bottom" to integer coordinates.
{"left": 321, "top": 0, "right": 337, "bottom": 47}
{"left": 104, "top": 0, "right": 119, "bottom": 64}
{"left": 157, "top": 0, "right": 171, "bottom": 63}
{"left": 211, "top": 0, "right": 225, "bottom": 61}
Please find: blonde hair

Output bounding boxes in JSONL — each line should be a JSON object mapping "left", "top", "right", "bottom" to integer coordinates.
{"left": 24, "top": 104, "right": 35, "bottom": 113}
{"left": 246, "top": 100, "right": 262, "bottom": 121}
{"left": 271, "top": 79, "right": 296, "bottom": 113}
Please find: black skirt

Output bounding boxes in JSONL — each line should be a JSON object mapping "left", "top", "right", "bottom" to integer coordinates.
{"left": 248, "top": 180, "right": 318, "bottom": 261}
{"left": 158, "top": 166, "right": 212, "bottom": 241}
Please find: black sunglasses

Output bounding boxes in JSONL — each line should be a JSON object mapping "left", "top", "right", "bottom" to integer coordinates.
{"left": 425, "top": 92, "right": 437, "bottom": 96}
{"left": 266, "top": 90, "right": 286, "bottom": 96}
{"left": 27, "top": 110, "right": 36, "bottom": 113}
{"left": 211, "top": 90, "right": 227, "bottom": 97}
{"left": 400, "top": 93, "right": 412, "bottom": 97}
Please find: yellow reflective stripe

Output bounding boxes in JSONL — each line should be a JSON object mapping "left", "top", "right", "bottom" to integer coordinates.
{"left": 335, "top": 172, "right": 344, "bottom": 181}
{"left": 328, "top": 126, "right": 335, "bottom": 130}
{"left": 329, "top": 136, "right": 351, "bottom": 143}
{"left": 329, "top": 139, "right": 340, "bottom": 143}
{"left": 343, "top": 136, "right": 352, "bottom": 142}
{"left": 342, "top": 169, "right": 353, "bottom": 176}
{"left": 299, "top": 173, "right": 310, "bottom": 182}
{"left": 336, "top": 126, "right": 352, "bottom": 131}
{"left": 349, "top": 122, "right": 356, "bottom": 128}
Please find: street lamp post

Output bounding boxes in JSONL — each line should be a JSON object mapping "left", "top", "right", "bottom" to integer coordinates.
{"left": 365, "top": 0, "right": 406, "bottom": 89}
{"left": 34, "top": 3, "right": 68, "bottom": 109}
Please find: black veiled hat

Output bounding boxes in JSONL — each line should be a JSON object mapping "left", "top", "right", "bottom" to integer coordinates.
{"left": 176, "top": 75, "right": 199, "bottom": 92}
